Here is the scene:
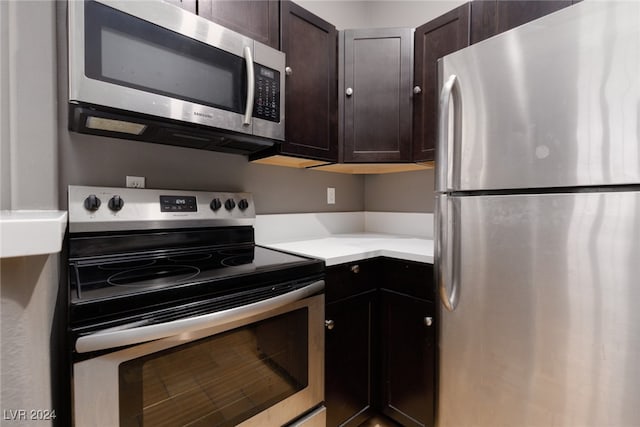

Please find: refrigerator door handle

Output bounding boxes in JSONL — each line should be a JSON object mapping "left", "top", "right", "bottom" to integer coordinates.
{"left": 436, "top": 195, "right": 459, "bottom": 311}
{"left": 436, "top": 74, "right": 460, "bottom": 193}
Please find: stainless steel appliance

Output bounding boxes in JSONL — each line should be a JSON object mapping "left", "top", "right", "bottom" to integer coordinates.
{"left": 67, "top": 0, "right": 285, "bottom": 155}
{"left": 67, "top": 186, "right": 325, "bottom": 427}
{"left": 435, "top": 2, "right": 640, "bottom": 426}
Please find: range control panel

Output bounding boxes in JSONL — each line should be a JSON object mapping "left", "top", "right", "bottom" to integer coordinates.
{"left": 160, "top": 195, "right": 197, "bottom": 212}
{"left": 68, "top": 186, "right": 255, "bottom": 233}
{"left": 253, "top": 65, "right": 280, "bottom": 123}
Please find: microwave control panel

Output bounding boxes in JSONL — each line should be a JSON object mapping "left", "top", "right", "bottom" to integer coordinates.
{"left": 254, "top": 65, "right": 280, "bottom": 123}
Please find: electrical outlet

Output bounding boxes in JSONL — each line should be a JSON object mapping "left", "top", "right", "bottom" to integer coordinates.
{"left": 327, "top": 187, "right": 335, "bottom": 205}
{"left": 126, "top": 176, "right": 146, "bottom": 189}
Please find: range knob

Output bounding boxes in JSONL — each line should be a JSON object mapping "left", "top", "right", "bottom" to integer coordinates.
{"left": 210, "top": 198, "right": 222, "bottom": 211}
{"left": 108, "top": 195, "right": 124, "bottom": 211}
{"left": 83, "top": 194, "right": 101, "bottom": 211}
{"left": 224, "top": 199, "right": 236, "bottom": 211}
{"left": 238, "top": 199, "right": 249, "bottom": 211}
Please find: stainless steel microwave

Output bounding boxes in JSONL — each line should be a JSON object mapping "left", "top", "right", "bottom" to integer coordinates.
{"left": 68, "top": 0, "right": 285, "bottom": 155}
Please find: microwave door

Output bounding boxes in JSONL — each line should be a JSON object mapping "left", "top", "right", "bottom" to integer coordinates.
{"left": 68, "top": 0, "right": 255, "bottom": 135}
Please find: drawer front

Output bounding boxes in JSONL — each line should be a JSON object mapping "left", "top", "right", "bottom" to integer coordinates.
{"left": 381, "top": 259, "right": 434, "bottom": 301}
{"left": 325, "top": 259, "right": 380, "bottom": 303}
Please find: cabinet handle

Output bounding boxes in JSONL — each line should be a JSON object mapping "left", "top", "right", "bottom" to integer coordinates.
{"left": 424, "top": 317, "right": 433, "bottom": 327}
{"left": 345, "top": 87, "right": 353, "bottom": 97}
{"left": 350, "top": 264, "right": 360, "bottom": 274}
{"left": 285, "top": 66, "right": 293, "bottom": 76}
{"left": 413, "top": 85, "right": 422, "bottom": 94}
{"left": 325, "top": 320, "right": 335, "bottom": 330}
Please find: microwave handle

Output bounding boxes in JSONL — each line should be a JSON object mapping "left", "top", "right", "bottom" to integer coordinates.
{"left": 243, "top": 46, "right": 255, "bottom": 126}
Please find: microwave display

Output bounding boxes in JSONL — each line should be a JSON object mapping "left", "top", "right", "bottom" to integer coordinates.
{"left": 254, "top": 65, "right": 280, "bottom": 123}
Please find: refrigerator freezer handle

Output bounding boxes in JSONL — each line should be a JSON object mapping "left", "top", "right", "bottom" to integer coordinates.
{"left": 436, "top": 74, "right": 459, "bottom": 193}
{"left": 436, "top": 195, "right": 459, "bottom": 311}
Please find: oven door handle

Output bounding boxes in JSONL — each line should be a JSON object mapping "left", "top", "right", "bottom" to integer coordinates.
{"left": 75, "top": 280, "right": 325, "bottom": 354}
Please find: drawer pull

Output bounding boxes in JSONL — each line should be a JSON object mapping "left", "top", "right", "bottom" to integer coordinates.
{"left": 424, "top": 317, "right": 433, "bottom": 327}
{"left": 350, "top": 265, "right": 360, "bottom": 274}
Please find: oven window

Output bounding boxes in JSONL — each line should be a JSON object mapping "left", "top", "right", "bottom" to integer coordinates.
{"left": 119, "top": 308, "right": 308, "bottom": 427}
{"left": 84, "top": 0, "right": 245, "bottom": 114}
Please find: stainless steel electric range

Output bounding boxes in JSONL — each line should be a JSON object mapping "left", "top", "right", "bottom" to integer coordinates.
{"left": 66, "top": 186, "right": 326, "bottom": 427}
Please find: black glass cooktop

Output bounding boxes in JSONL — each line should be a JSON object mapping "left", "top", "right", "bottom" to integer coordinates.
{"left": 70, "top": 245, "right": 322, "bottom": 304}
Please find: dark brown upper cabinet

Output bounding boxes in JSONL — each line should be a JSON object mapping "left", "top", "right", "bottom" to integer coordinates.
{"left": 412, "top": 4, "right": 470, "bottom": 163}
{"left": 198, "top": 0, "right": 280, "bottom": 49}
{"left": 278, "top": 1, "right": 338, "bottom": 162}
{"left": 470, "top": 0, "right": 576, "bottom": 45}
{"left": 340, "top": 28, "right": 414, "bottom": 163}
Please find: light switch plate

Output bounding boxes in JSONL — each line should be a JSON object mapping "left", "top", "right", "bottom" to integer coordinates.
{"left": 126, "top": 176, "right": 145, "bottom": 189}
{"left": 327, "top": 187, "right": 335, "bottom": 204}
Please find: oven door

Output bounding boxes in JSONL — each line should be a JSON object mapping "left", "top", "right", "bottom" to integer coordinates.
{"left": 68, "top": 0, "right": 284, "bottom": 140}
{"left": 72, "top": 292, "right": 324, "bottom": 427}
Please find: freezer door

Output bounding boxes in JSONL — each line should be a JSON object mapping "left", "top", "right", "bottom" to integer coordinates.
{"left": 438, "top": 1, "right": 640, "bottom": 192}
{"left": 438, "top": 191, "right": 640, "bottom": 427}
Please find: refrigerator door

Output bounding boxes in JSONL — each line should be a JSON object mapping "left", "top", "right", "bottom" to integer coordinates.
{"left": 438, "top": 191, "right": 640, "bottom": 427}
{"left": 438, "top": 1, "right": 640, "bottom": 192}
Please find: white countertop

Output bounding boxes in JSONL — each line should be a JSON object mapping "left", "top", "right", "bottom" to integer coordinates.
{"left": 0, "top": 210, "right": 68, "bottom": 258}
{"left": 262, "top": 233, "right": 433, "bottom": 266}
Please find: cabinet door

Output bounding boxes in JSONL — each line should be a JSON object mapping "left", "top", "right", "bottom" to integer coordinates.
{"left": 381, "top": 291, "right": 435, "bottom": 427}
{"left": 198, "top": 0, "right": 279, "bottom": 49}
{"left": 413, "top": 4, "right": 469, "bottom": 162}
{"left": 342, "top": 28, "right": 413, "bottom": 163}
{"left": 471, "top": 1, "right": 575, "bottom": 45}
{"left": 280, "top": 1, "right": 338, "bottom": 161}
{"left": 325, "top": 292, "right": 376, "bottom": 426}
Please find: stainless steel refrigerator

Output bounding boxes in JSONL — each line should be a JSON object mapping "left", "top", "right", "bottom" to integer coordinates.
{"left": 434, "top": 1, "right": 640, "bottom": 426}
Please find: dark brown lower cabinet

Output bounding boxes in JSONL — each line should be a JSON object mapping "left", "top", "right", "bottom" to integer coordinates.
{"left": 380, "top": 290, "right": 435, "bottom": 427}
{"left": 325, "top": 291, "right": 377, "bottom": 426}
{"left": 324, "top": 258, "right": 435, "bottom": 427}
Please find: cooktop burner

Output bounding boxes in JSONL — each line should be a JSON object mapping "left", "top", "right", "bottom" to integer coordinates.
{"left": 106, "top": 265, "right": 201, "bottom": 287}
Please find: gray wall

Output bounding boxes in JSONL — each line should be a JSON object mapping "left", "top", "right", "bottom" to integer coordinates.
{"left": 1, "top": 3, "right": 60, "bottom": 424}
{"left": 295, "top": 0, "right": 466, "bottom": 30}
{"left": 367, "top": 0, "right": 466, "bottom": 28}
{"left": 1, "top": 1, "right": 9, "bottom": 210}
{"left": 56, "top": 2, "right": 364, "bottom": 214}
{"left": 364, "top": 169, "right": 435, "bottom": 213}
{"left": 1, "top": 0, "right": 58, "bottom": 210}
{"left": 1, "top": 255, "right": 60, "bottom": 427}
{"left": 293, "top": 0, "right": 371, "bottom": 29}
